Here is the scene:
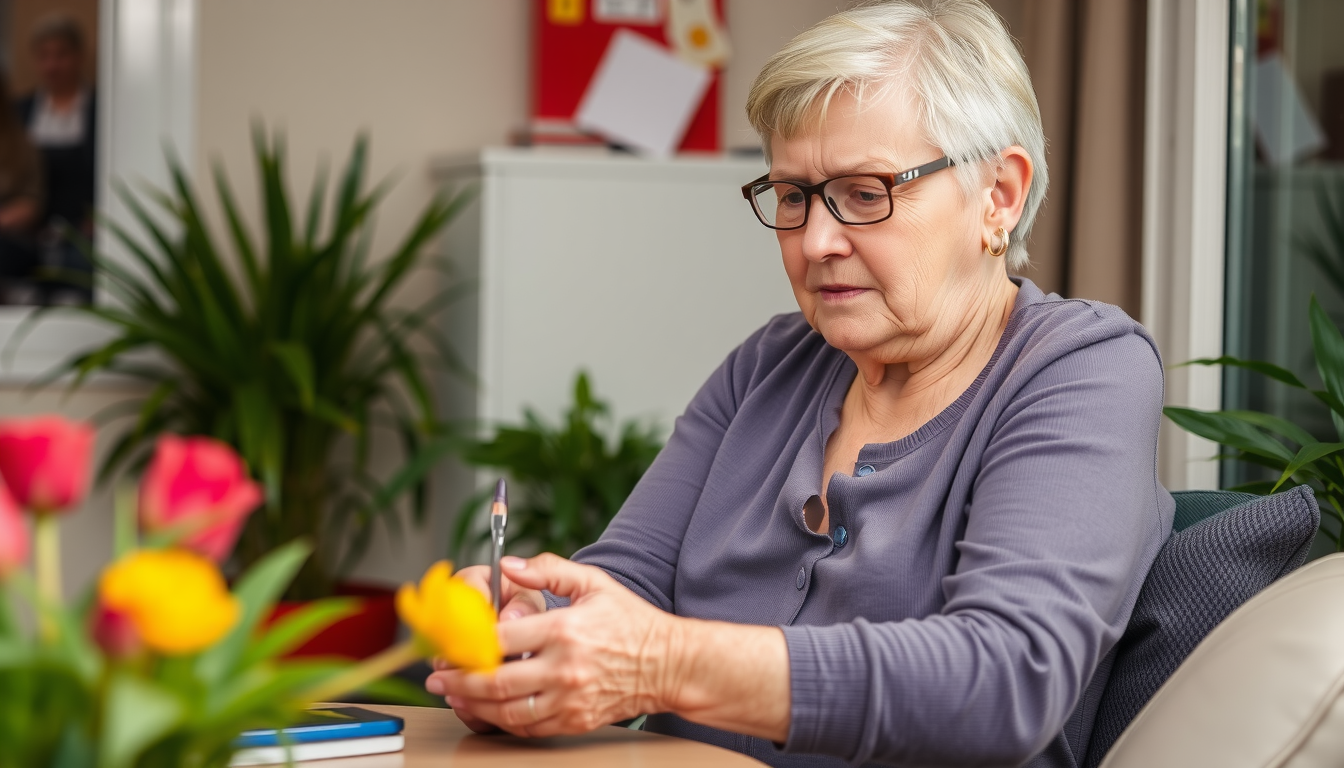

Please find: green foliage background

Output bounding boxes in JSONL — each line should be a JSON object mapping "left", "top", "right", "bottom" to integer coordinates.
{"left": 36, "top": 128, "right": 469, "bottom": 598}
{"left": 452, "top": 372, "right": 663, "bottom": 559}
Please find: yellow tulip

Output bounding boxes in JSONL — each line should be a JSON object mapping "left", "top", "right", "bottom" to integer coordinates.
{"left": 396, "top": 561, "right": 501, "bottom": 672}
{"left": 99, "top": 548, "right": 239, "bottom": 655}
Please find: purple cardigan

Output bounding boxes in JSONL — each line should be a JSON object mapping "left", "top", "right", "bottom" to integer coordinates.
{"left": 563, "top": 278, "right": 1173, "bottom": 767}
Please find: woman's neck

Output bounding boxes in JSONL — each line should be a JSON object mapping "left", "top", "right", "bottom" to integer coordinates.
{"left": 844, "top": 277, "right": 1018, "bottom": 430}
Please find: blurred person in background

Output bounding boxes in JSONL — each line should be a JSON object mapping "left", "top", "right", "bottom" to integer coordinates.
{"left": 0, "top": 68, "right": 43, "bottom": 290}
{"left": 16, "top": 13, "right": 96, "bottom": 302}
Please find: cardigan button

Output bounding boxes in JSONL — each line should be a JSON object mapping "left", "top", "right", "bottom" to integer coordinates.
{"left": 856, "top": 464, "right": 876, "bottom": 477}
{"left": 832, "top": 525, "right": 848, "bottom": 549}
{"left": 796, "top": 567, "right": 806, "bottom": 590}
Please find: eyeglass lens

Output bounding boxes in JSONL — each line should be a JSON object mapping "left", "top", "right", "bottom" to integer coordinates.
{"left": 751, "top": 176, "right": 892, "bottom": 229}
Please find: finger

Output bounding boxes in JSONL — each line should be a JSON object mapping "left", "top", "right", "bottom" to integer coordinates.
{"left": 448, "top": 699, "right": 502, "bottom": 735}
{"left": 495, "top": 610, "right": 567, "bottom": 657}
{"left": 454, "top": 691, "right": 555, "bottom": 736}
{"left": 428, "top": 658, "right": 548, "bottom": 702}
{"left": 500, "top": 553, "right": 605, "bottom": 599}
{"left": 454, "top": 565, "right": 492, "bottom": 600}
{"left": 499, "top": 593, "right": 542, "bottom": 622}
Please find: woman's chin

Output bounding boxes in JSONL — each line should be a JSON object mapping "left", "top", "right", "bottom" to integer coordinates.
{"left": 814, "top": 318, "right": 888, "bottom": 356}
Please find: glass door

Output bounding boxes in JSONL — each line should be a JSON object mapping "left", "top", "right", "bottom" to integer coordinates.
{"left": 1222, "top": 0, "right": 1344, "bottom": 515}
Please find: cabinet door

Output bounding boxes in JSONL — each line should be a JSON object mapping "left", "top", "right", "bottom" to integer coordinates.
{"left": 475, "top": 155, "right": 798, "bottom": 428}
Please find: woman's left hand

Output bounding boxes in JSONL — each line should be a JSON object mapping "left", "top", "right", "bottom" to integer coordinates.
{"left": 427, "top": 553, "right": 680, "bottom": 737}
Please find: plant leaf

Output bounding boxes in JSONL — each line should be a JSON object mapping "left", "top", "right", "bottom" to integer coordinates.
{"left": 1163, "top": 406, "right": 1294, "bottom": 463}
{"left": 1273, "top": 442, "right": 1344, "bottom": 491}
{"left": 1221, "top": 409, "right": 1318, "bottom": 447}
{"left": 196, "top": 540, "right": 311, "bottom": 684}
{"left": 100, "top": 673, "right": 182, "bottom": 768}
{"left": 1310, "top": 295, "right": 1344, "bottom": 414}
{"left": 1179, "top": 356, "right": 1307, "bottom": 389}
{"left": 270, "top": 342, "right": 316, "bottom": 410}
{"left": 242, "top": 598, "right": 358, "bottom": 665}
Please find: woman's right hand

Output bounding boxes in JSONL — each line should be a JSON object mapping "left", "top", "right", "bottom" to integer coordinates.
{"left": 431, "top": 564, "right": 547, "bottom": 732}
{"left": 451, "top": 563, "right": 548, "bottom": 624}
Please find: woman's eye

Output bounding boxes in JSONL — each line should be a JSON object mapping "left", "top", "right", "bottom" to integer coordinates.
{"left": 848, "top": 187, "right": 888, "bottom": 207}
{"left": 780, "top": 189, "right": 806, "bottom": 207}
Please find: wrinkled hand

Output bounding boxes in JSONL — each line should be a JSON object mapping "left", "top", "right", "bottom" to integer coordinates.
{"left": 428, "top": 563, "right": 547, "bottom": 733}
{"left": 427, "top": 554, "right": 678, "bottom": 738}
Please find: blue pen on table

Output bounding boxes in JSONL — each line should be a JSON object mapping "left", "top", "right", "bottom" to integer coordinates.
{"left": 489, "top": 478, "right": 508, "bottom": 615}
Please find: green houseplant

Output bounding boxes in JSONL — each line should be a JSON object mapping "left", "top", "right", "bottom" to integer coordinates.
{"left": 34, "top": 128, "right": 470, "bottom": 599}
{"left": 452, "top": 372, "right": 664, "bottom": 559}
{"left": 1165, "top": 296, "right": 1344, "bottom": 550}
{"left": 1167, "top": 175, "right": 1344, "bottom": 551}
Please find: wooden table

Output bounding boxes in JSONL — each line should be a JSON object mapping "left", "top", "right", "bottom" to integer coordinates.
{"left": 300, "top": 705, "right": 766, "bottom": 767}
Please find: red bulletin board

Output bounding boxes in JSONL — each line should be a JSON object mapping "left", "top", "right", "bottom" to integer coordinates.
{"left": 533, "top": 0, "right": 725, "bottom": 152}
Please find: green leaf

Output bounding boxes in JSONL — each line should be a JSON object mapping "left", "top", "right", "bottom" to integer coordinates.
{"left": 1162, "top": 407, "right": 1294, "bottom": 464}
{"left": 243, "top": 598, "right": 358, "bottom": 665}
{"left": 1179, "top": 356, "right": 1307, "bottom": 389}
{"left": 1273, "top": 442, "right": 1344, "bottom": 491}
{"left": 196, "top": 540, "right": 311, "bottom": 684}
{"left": 100, "top": 673, "right": 182, "bottom": 768}
{"left": 352, "top": 675, "right": 438, "bottom": 707}
{"left": 269, "top": 342, "right": 316, "bottom": 410}
{"left": 1221, "top": 409, "right": 1318, "bottom": 447}
{"left": 1310, "top": 295, "right": 1344, "bottom": 415}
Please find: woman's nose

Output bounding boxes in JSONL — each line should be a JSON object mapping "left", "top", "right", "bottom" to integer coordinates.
{"left": 798, "top": 196, "right": 852, "bottom": 263}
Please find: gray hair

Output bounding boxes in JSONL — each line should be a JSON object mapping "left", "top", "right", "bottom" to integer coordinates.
{"left": 746, "top": 0, "right": 1046, "bottom": 269}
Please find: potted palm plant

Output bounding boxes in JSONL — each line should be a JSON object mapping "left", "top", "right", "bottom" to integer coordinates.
{"left": 27, "top": 128, "right": 469, "bottom": 653}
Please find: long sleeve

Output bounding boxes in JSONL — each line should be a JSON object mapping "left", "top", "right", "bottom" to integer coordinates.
{"left": 779, "top": 327, "right": 1171, "bottom": 766}
{"left": 564, "top": 319, "right": 793, "bottom": 610}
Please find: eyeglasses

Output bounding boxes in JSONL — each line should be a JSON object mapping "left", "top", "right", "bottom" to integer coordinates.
{"left": 740, "top": 156, "right": 955, "bottom": 230}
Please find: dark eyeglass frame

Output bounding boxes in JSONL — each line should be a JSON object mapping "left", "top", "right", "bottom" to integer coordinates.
{"left": 740, "top": 156, "right": 956, "bottom": 231}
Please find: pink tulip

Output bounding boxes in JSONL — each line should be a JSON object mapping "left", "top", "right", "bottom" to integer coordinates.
{"left": 0, "top": 483, "right": 27, "bottom": 578}
{"left": 0, "top": 415, "right": 94, "bottom": 514}
{"left": 89, "top": 602, "right": 141, "bottom": 658}
{"left": 139, "top": 435, "right": 263, "bottom": 562}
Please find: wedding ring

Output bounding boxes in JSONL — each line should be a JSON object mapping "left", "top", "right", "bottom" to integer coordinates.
{"left": 527, "top": 694, "right": 538, "bottom": 723}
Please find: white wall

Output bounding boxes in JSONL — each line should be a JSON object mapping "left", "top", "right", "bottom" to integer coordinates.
{"left": 2, "top": 0, "right": 847, "bottom": 589}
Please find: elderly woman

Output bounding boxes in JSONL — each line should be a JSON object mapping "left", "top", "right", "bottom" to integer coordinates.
{"left": 431, "top": 1, "right": 1173, "bottom": 766}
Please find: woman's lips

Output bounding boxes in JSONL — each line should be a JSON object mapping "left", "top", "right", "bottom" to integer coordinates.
{"left": 818, "top": 285, "right": 868, "bottom": 302}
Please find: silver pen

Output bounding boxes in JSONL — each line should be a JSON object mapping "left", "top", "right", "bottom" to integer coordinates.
{"left": 489, "top": 478, "right": 508, "bottom": 615}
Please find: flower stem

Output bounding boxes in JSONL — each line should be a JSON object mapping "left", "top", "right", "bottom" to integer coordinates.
{"left": 302, "top": 640, "right": 424, "bottom": 704}
{"left": 34, "top": 512, "right": 61, "bottom": 640}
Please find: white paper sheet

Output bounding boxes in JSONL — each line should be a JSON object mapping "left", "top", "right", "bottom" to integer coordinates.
{"left": 575, "top": 29, "right": 712, "bottom": 158}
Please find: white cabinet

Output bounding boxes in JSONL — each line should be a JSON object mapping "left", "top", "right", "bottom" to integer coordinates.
{"left": 433, "top": 148, "right": 799, "bottom": 431}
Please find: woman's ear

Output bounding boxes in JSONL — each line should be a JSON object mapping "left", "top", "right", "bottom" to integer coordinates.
{"left": 982, "top": 146, "right": 1032, "bottom": 242}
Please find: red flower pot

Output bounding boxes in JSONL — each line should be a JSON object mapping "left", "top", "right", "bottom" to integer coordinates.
{"left": 266, "top": 582, "right": 398, "bottom": 660}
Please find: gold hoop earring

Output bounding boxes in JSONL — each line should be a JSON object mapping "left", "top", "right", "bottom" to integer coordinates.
{"left": 987, "top": 226, "right": 1009, "bottom": 257}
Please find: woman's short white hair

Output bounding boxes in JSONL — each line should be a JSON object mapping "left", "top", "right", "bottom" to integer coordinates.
{"left": 746, "top": 0, "right": 1046, "bottom": 270}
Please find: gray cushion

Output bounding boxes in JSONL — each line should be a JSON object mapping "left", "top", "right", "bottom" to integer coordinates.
{"left": 1082, "top": 485, "right": 1320, "bottom": 767}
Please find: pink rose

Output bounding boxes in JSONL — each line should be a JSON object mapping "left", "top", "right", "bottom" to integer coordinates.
{"left": 0, "top": 483, "right": 27, "bottom": 579}
{"left": 0, "top": 416, "right": 94, "bottom": 514}
{"left": 139, "top": 435, "right": 264, "bottom": 562}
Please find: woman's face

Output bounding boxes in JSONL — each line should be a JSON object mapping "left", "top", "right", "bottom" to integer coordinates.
{"left": 769, "top": 87, "right": 995, "bottom": 362}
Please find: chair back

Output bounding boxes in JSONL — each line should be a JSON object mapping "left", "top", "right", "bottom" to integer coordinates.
{"left": 1082, "top": 486, "right": 1320, "bottom": 767}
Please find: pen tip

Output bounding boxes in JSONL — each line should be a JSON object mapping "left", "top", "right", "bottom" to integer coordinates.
{"left": 494, "top": 478, "right": 507, "bottom": 505}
